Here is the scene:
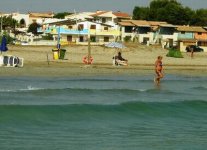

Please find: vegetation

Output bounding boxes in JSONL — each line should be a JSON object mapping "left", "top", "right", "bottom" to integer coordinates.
{"left": 53, "top": 12, "right": 73, "bottom": 19}
{"left": 124, "top": 36, "right": 131, "bottom": 42}
{"left": 42, "top": 34, "right": 53, "bottom": 40}
{"left": 166, "top": 48, "right": 183, "bottom": 58}
{"left": 0, "top": 33, "right": 15, "bottom": 44}
{"left": 0, "top": 16, "right": 19, "bottom": 32}
{"left": 27, "top": 22, "right": 41, "bottom": 35}
{"left": 133, "top": 0, "right": 207, "bottom": 26}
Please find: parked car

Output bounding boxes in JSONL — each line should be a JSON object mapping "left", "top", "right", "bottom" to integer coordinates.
{"left": 185, "top": 45, "right": 204, "bottom": 52}
{"left": 21, "top": 41, "right": 29, "bottom": 45}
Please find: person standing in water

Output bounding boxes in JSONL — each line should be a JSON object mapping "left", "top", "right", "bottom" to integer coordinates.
{"left": 154, "top": 56, "right": 164, "bottom": 84}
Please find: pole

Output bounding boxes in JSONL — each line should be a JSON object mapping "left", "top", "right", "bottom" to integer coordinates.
{"left": 87, "top": 23, "right": 91, "bottom": 64}
{"left": 1, "top": 16, "right": 2, "bottom": 35}
{"left": 57, "top": 26, "right": 61, "bottom": 59}
{"left": 46, "top": 53, "right": 50, "bottom": 66}
{"left": 57, "top": 26, "right": 60, "bottom": 49}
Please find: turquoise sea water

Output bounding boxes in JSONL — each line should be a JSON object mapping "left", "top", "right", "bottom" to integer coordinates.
{"left": 0, "top": 75, "right": 207, "bottom": 150}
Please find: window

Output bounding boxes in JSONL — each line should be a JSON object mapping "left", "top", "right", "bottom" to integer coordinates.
{"left": 125, "top": 26, "right": 133, "bottom": 33}
{"left": 68, "top": 25, "right": 73, "bottom": 29}
{"left": 113, "top": 18, "right": 118, "bottom": 23}
{"left": 67, "top": 36, "right": 72, "bottom": 42}
{"left": 78, "top": 24, "right": 84, "bottom": 31}
{"left": 79, "top": 36, "right": 84, "bottom": 42}
{"left": 90, "top": 36, "right": 96, "bottom": 42}
{"left": 198, "top": 32, "right": 202, "bottom": 35}
{"left": 104, "top": 37, "right": 109, "bottom": 42}
{"left": 90, "top": 25, "right": 96, "bottom": 29}
{"left": 104, "top": 27, "right": 108, "bottom": 30}
{"left": 198, "top": 41, "right": 207, "bottom": 46}
{"left": 102, "top": 18, "right": 106, "bottom": 23}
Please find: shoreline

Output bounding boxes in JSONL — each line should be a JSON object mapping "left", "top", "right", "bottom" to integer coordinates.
{"left": 0, "top": 62, "right": 207, "bottom": 77}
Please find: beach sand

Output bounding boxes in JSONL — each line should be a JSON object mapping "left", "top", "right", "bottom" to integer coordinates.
{"left": 1, "top": 43, "right": 207, "bottom": 77}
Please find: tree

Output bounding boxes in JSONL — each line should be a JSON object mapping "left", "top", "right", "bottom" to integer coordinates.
{"left": 149, "top": 0, "right": 183, "bottom": 21}
{"left": 132, "top": 0, "right": 195, "bottom": 25}
{"left": 155, "top": 2, "right": 192, "bottom": 25}
{"left": 133, "top": 7, "right": 150, "bottom": 20}
{"left": 1, "top": 16, "right": 19, "bottom": 30}
{"left": 53, "top": 12, "right": 73, "bottom": 19}
{"left": 191, "top": 9, "right": 207, "bottom": 26}
{"left": 27, "top": 22, "right": 41, "bottom": 35}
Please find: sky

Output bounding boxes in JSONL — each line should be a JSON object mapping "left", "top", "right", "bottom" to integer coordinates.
{"left": 0, "top": 0, "right": 206, "bottom": 14}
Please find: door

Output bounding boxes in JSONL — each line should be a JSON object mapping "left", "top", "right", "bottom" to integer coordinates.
{"left": 67, "top": 36, "right": 72, "bottom": 42}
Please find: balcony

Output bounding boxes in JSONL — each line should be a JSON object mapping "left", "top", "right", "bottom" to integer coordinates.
{"left": 45, "top": 27, "right": 89, "bottom": 35}
{"left": 90, "top": 29, "right": 120, "bottom": 36}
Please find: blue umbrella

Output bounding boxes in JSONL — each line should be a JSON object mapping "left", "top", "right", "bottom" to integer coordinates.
{"left": 105, "top": 42, "right": 126, "bottom": 49}
{"left": 0, "top": 35, "right": 8, "bottom": 53}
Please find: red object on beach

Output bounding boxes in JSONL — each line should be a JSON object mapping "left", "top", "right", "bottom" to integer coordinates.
{"left": 83, "top": 56, "right": 93, "bottom": 64}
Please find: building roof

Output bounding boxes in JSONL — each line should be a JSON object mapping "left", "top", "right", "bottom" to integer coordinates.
{"left": 177, "top": 26, "right": 207, "bottom": 32}
{"left": 90, "top": 11, "right": 108, "bottom": 17}
{"left": 130, "top": 20, "right": 150, "bottom": 27}
{"left": 178, "top": 39, "right": 197, "bottom": 42}
{"left": 45, "top": 19, "right": 112, "bottom": 27}
{"left": 29, "top": 12, "right": 54, "bottom": 18}
{"left": 65, "top": 12, "right": 94, "bottom": 20}
{"left": 159, "top": 24, "right": 177, "bottom": 28}
{"left": 118, "top": 20, "right": 150, "bottom": 27}
{"left": 148, "top": 21, "right": 171, "bottom": 30}
{"left": 148, "top": 21, "right": 168, "bottom": 26}
{"left": 118, "top": 21, "right": 134, "bottom": 26}
{"left": 45, "top": 19, "right": 76, "bottom": 25}
{"left": 91, "top": 11, "right": 130, "bottom": 19}
{"left": 112, "top": 12, "right": 131, "bottom": 18}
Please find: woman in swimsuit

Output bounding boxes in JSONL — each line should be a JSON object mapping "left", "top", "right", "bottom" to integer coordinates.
{"left": 154, "top": 56, "right": 164, "bottom": 84}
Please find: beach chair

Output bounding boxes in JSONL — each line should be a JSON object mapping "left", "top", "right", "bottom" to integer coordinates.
{"left": 3, "top": 56, "right": 9, "bottom": 66}
{"left": 16, "top": 57, "right": 24, "bottom": 67}
{"left": 0, "top": 55, "right": 24, "bottom": 67}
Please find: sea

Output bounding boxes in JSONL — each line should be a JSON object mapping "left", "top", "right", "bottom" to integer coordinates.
{"left": 0, "top": 75, "right": 207, "bottom": 150}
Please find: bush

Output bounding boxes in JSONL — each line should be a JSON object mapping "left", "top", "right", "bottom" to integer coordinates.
{"left": 166, "top": 48, "right": 183, "bottom": 58}
{"left": 0, "top": 33, "right": 15, "bottom": 44}
{"left": 124, "top": 36, "right": 131, "bottom": 42}
{"left": 42, "top": 34, "right": 53, "bottom": 40}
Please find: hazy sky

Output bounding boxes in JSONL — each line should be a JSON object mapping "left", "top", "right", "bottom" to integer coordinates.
{"left": 0, "top": 0, "right": 206, "bottom": 14}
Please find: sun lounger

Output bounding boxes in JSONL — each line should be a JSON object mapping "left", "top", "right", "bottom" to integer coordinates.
{"left": 0, "top": 55, "right": 24, "bottom": 67}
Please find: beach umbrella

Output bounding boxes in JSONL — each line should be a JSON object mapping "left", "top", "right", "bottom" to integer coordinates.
{"left": 0, "top": 35, "right": 8, "bottom": 53}
{"left": 105, "top": 42, "right": 126, "bottom": 49}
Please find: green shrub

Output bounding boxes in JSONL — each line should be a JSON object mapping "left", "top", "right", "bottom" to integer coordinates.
{"left": 166, "top": 48, "right": 183, "bottom": 58}
{"left": 42, "top": 34, "right": 53, "bottom": 40}
{"left": 124, "top": 36, "right": 131, "bottom": 42}
{"left": 0, "top": 33, "right": 15, "bottom": 44}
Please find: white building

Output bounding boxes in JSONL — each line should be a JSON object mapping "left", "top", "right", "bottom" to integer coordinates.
{"left": 90, "top": 11, "right": 131, "bottom": 30}
{"left": 11, "top": 12, "right": 30, "bottom": 27}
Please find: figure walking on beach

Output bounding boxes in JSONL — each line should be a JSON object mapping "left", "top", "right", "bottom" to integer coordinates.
{"left": 154, "top": 56, "right": 164, "bottom": 84}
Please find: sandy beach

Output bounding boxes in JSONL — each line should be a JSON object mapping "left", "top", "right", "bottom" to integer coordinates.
{"left": 1, "top": 43, "right": 207, "bottom": 77}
